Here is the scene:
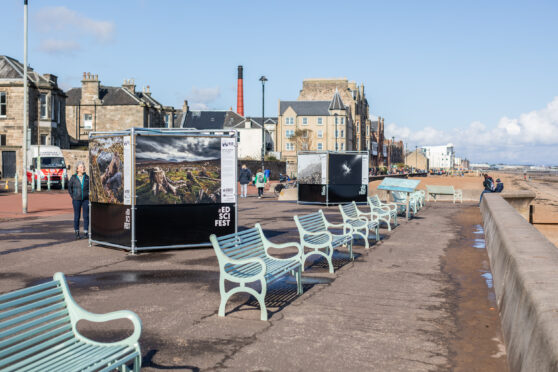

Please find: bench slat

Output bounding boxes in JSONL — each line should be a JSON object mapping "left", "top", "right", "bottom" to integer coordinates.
{"left": 0, "top": 323, "right": 72, "bottom": 359}
{"left": 0, "top": 315, "right": 70, "bottom": 350}
{"left": 0, "top": 281, "right": 58, "bottom": 303}
{"left": 0, "top": 287, "right": 62, "bottom": 311}
{"left": 2, "top": 339, "right": 81, "bottom": 372}
{"left": 0, "top": 302, "right": 66, "bottom": 331}
{"left": 97, "top": 350, "right": 140, "bottom": 372}
{"left": 0, "top": 295, "right": 65, "bottom": 321}
{"left": 0, "top": 308, "right": 68, "bottom": 339}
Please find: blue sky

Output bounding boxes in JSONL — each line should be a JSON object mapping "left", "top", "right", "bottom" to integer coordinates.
{"left": 3, "top": 0, "right": 558, "bottom": 164}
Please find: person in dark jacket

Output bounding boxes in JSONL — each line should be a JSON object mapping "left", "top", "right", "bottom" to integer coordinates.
{"left": 494, "top": 178, "right": 504, "bottom": 192}
{"left": 480, "top": 173, "right": 494, "bottom": 204}
{"left": 238, "top": 164, "right": 252, "bottom": 198}
{"left": 68, "top": 161, "right": 90, "bottom": 239}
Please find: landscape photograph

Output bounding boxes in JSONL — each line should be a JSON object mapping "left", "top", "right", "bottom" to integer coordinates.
{"left": 297, "top": 154, "right": 323, "bottom": 185}
{"left": 89, "top": 136, "right": 125, "bottom": 204}
{"left": 135, "top": 135, "right": 222, "bottom": 205}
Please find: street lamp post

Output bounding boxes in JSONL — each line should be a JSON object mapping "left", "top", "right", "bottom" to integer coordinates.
{"left": 259, "top": 76, "right": 267, "bottom": 174}
{"left": 22, "top": 0, "right": 29, "bottom": 212}
{"left": 415, "top": 145, "right": 418, "bottom": 172}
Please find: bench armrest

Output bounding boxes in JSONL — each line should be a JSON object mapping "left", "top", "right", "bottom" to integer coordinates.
{"left": 265, "top": 241, "right": 304, "bottom": 261}
{"left": 74, "top": 309, "right": 142, "bottom": 347}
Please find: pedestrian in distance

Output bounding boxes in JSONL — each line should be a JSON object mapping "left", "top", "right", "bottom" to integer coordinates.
{"left": 479, "top": 173, "right": 494, "bottom": 204}
{"left": 254, "top": 168, "right": 266, "bottom": 199}
{"left": 494, "top": 178, "right": 504, "bottom": 192}
{"left": 68, "top": 161, "right": 90, "bottom": 240}
{"left": 238, "top": 164, "right": 252, "bottom": 198}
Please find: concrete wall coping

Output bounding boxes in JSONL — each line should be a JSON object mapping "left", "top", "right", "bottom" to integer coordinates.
{"left": 481, "top": 193, "right": 558, "bottom": 371}
{"left": 500, "top": 190, "right": 536, "bottom": 199}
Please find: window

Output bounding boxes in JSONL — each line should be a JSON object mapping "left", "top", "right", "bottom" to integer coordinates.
{"left": 51, "top": 96, "right": 55, "bottom": 120}
{"left": 286, "top": 129, "right": 294, "bottom": 138}
{"left": 57, "top": 99, "right": 61, "bottom": 123}
{"left": 317, "top": 142, "right": 323, "bottom": 150}
{"left": 302, "top": 130, "right": 308, "bottom": 138}
{"left": 302, "top": 117, "right": 308, "bottom": 125}
{"left": 40, "top": 134, "right": 48, "bottom": 145}
{"left": 335, "top": 143, "right": 339, "bottom": 151}
{"left": 40, "top": 94, "right": 47, "bottom": 119}
{"left": 285, "top": 117, "right": 294, "bottom": 125}
{"left": 317, "top": 117, "right": 323, "bottom": 125}
{"left": 366, "top": 139, "right": 370, "bottom": 150}
{"left": 341, "top": 143, "right": 345, "bottom": 151}
{"left": 286, "top": 143, "right": 295, "bottom": 151}
{"left": 164, "top": 114, "right": 170, "bottom": 128}
{"left": 0, "top": 92, "right": 6, "bottom": 117}
{"left": 335, "top": 117, "right": 338, "bottom": 125}
{"left": 341, "top": 130, "right": 344, "bottom": 138}
{"left": 0, "top": 134, "right": 6, "bottom": 146}
{"left": 84, "top": 113, "right": 93, "bottom": 129}
{"left": 317, "top": 130, "right": 323, "bottom": 138}
{"left": 335, "top": 130, "right": 339, "bottom": 138}
{"left": 341, "top": 117, "right": 345, "bottom": 125}
{"left": 356, "top": 121, "right": 359, "bottom": 131}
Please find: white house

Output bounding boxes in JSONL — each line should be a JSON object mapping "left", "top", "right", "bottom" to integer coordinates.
{"left": 421, "top": 143, "right": 455, "bottom": 170}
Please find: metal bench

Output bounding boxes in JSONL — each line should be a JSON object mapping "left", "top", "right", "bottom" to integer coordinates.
{"left": 392, "top": 191, "right": 418, "bottom": 216}
{"left": 377, "top": 178, "right": 421, "bottom": 220}
{"left": 339, "top": 202, "right": 380, "bottom": 249}
{"left": 294, "top": 210, "right": 354, "bottom": 274}
{"left": 0, "top": 272, "right": 142, "bottom": 372}
{"left": 426, "top": 185, "right": 463, "bottom": 203}
{"left": 367, "top": 195, "right": 398, "bottom": 230}
{"left": 210, "top": 224, "right": 303, "bottom": 321}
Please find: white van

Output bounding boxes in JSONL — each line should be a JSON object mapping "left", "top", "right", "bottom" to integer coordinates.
{"left": 26, "top": 145, "right": 67, "bottom": 186}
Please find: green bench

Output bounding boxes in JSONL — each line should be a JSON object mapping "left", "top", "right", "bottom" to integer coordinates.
{"left": 391, "top": 191, "right": 418, "bottom": 216}
{"left": 0, "top": 272, "right": 142, "bottom": 372}
{"left": 377, "top": 178, "right": 421, "bottom": 220}
{"left": 426, "top": 185, "right": 463, "bottom": 203}
{"left": 367, "top": 195, "right": 398, "bottom": 230}
{"left": 294, "top": 210, "right": 354, "bottom": 274}
{"left": 210, "top": 224, "right": 303, "bottom": 321}
{"left": 339, "top": 202, "right": 380, "bottom": 249}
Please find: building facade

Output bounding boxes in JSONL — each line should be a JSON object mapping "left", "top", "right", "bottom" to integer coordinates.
{"left": 65, "top": 73, "right": 175, "bottom": 144}
{"left": 0, "top": 55, "right": 69, "bottom": 178}
{"left": 277, "top": 91, "right": 352, "bottom": 175}
{"left": 421, "top": 144, "right": 455, "bottom": 170}
{"left": 405, "top": 148, "right": 429, "bottom": 171}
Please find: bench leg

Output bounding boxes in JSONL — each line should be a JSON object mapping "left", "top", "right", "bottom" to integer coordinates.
{"left": 218, "top": 278, "right": 269, "bottom": 320}
{"left": 296, "top": 267, "right": 303, "bottom": 295}
{"left": 134, "top": 355, "right": 141, "bottom": 372}
{"left": 348, "top": 240, "right": 354, "bottom": 260}
{"left": 354, "top": 228, "right": 369, "bottom": 249}
{"left": 375, "top": 226, "right": 380, "bottom": 241}
{"left": 302, "top": 248, "right": 334, "bottom": 274}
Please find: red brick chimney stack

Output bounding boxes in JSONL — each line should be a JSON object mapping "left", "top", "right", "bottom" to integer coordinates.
{"left": 237, "top": 65, "right": 244, "bottom": 117}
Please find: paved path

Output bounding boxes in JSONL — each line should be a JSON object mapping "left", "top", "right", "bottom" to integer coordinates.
{"left": 0, "top": 199, "right": 503, "bottom": 371}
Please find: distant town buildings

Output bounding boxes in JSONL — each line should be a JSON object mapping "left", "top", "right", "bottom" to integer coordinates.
{"left": 405, "top": 148, "right": 429, "bottom": 171}
{"left": 421, "top": 144, "right": 455, "bottom": 170}
{"left": 0, "top": 55, "right": 70, "bottom": 178}
{"left": 65, "top": 73, "right": 175, "bottom": 144}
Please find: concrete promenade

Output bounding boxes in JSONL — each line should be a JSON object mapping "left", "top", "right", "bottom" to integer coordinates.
{"left": 0, "top": 198, "right": 507, "bottom": 371}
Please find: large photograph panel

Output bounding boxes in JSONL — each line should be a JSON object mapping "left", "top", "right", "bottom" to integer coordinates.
{"left": 329, "top": 154, "right": 363, "bottom": 185}
{"left": 90, "top": 137, "right": 125, "bottom": 204}
{"left": 297, "top": 154, "right": 323, "bottom": 185}
{"left": 135, "top": 136, "right": 222, "bottom": 205}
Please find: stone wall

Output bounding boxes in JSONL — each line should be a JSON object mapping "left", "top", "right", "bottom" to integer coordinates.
{"left": 62, "top": 149, "right": 89, "bottom": 174}
{"left": 481, "top": 193, "right": 558, "bottom": 371}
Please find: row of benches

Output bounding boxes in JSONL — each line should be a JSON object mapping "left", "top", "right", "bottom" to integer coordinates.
{"left": 209, "top": 194, "right": 422, "bottom": 321}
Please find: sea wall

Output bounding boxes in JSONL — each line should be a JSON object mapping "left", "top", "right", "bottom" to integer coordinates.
{"left": 481, "top": 193, "right": 558, "bottom": 371}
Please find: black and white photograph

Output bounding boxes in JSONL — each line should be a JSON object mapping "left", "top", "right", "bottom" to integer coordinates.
{"left": 328, "top": 154, "right": 363, "bottom": 185}
{"left": 297, "top": 154, "right": 323, "bottom": 185}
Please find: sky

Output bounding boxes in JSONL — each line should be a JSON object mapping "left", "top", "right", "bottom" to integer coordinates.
{"left": 3, "top": 0, "right": 558, "bottom": 165}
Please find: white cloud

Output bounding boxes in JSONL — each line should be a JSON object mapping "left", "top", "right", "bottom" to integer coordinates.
{"left": 386, "top": 97, "right": 558, "bottom": 164}
{"left": 39, "top": 39, "right": 81, "bottom": 55}
{"left": 35, "top": 6, "right": 115, "bottom": 43}
{"left": 187, "top": 87, "right": 221, "bottom": 110}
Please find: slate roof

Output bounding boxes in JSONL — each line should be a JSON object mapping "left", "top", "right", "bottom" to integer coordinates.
{"left": 66, "top": 86, "right": 166, "bottom": 107}
{"left": 370, "top": 120, "right": 379, "bottom": 132}
{"left": 328, "top": 90, "right": 345, "bottom": 110}
{"left": 183, "top": 110, "right": 244, "bottom": 129}
{"left": 246, "top": 117, "right": 277, "bottom": 126}
{"left": 0, "top": 55, "right": 55, "bottom": 85}
{"left": 279, "top": 101, "right": 331, "bottom": 116}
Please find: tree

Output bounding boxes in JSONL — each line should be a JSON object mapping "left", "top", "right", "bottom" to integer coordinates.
{"left": 289, "top": 129, "right": 312, "bottom": 152}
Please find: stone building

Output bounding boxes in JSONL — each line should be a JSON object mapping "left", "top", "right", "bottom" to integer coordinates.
{"left": 405, "top": 148, "right": 429, "bottom": 171}
{"left": 277, "top": 90, "right": 352, "bottom": 175}
{"left": 370, "top": 117, "right": 387, "bottom": 168}
{"left": 0, "top": 55, "right": 69, "bottom": 178}
{"left": 65, "top": 73, "right": 175, "bottom": 144}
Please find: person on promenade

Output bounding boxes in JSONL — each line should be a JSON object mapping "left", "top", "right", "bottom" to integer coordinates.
{"left": 494, "top": 178, "right": 504, "bottom": 192}
{"left": 68, "top": 161, "right": 90, "bottom": 239}
{"left": 254, "top": 168, "right": 266, "bottom": 199}
{"left": 480, "top": 173, "right": 494, "bottom": 204}
{"left": 238, "top": 164, "right": 252, "bottom": 198}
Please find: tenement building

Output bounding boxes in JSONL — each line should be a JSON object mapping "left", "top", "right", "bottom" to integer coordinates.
{"left": 0, "top": 55, "right": 69, "bottom": 178}
{"left": 65, "top": 73, "right": 175, "bottom": 144}
{"left": 277, "top": 90, "right": 352, "bottom": 175}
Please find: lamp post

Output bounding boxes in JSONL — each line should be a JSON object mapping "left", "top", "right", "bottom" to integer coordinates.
{"left": 415, "top": 145, "right": 418, "bottom": 172}
{"left": 22, "top": 0, "right": 29, "bottom": 212}
{"left": 391, "top": 136, "right": 395, "bottom": 169}
{"left": 259, "top": 76, "right": 267, "bottom": 174}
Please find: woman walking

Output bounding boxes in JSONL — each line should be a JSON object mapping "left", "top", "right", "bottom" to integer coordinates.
{"left": 238, "top": 164, "right": 252, "bottom": 198}
{"left": 68, "top": 161, "right": 90, "bottom": 239}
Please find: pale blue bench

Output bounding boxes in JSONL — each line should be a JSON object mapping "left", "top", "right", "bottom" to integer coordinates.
{"left": 0, "top": 272, "right": 142, "bottom": 372}
{"left": 339, "top": 202, "right": 380, "bottom": 249}
{"left": 294, "top": 210, "right": 354, "bottom": 274}
{"left": 210, "top": 224, "right": 303, "bottom": 321}
{"left": 367, "top": 195, "right": 398, "bottom": 230}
